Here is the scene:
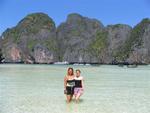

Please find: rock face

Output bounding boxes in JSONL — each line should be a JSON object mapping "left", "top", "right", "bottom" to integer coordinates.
{"left": 0, "top": 38, "right": 3, "bottom": 62}
{"left": 114, "top": 18, "right": 150, "bottom": 64}
{"left": 0, "top": 13, "right": 150, "bottom": 64}
{"left": 1, "top": 13, "right": 58, "bottom": 63}
{"left": 4, "top": 44, "right": 22, "bottom": 62}
{"left": 106, "top": 24, "right": 132, "bottom": 63}
{"left": 0, "top": 40, "right": 1, "bottom": 49}
{"left": 126, "top": 19, "right": 150, "bottom": 64}
{"left": 33, "top": 44, "right": 55, "bottom": 63}
{"left": 57, "top": 13, "right": 104, "bottom": 63}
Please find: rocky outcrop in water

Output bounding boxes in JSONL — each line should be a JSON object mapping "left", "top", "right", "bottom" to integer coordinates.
{"left": 57, "top": 13, "right": 104, "bottom": 63}
{"left": 0, "top": 13, "right": 58, "bottom": 63}
{"left": 33, "top": 44, "right": 55, "bottom": 63}
{"left": 2, "top": 44, "right": 22, "bottom": 62}
{"left": 0, "top": 39, "right": 3, "bottom": 62}
{"left": 0, "top": 13, "right": 150, "bottom": 64}
{"left": 106, "top": 24, "right": 132, "bottom": 63}
{"left": 126, "top": 19, "right": 150, "bottom": 64}
{"left": 116, "top": 18, "right": 150, "bottom": 64}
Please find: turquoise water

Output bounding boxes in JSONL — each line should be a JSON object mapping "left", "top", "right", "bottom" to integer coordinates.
{"left": 0, "top": 64, "right": 150, "bottom": 113}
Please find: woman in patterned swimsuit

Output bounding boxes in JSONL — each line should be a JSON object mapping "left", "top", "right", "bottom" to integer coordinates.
{"left": 64, "top": 67, "right": 75, "bottom": 103}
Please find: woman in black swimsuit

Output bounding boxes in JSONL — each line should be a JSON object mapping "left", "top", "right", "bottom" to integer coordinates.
{"left": 64, "top": 67, "right": 75, "bottom": 103}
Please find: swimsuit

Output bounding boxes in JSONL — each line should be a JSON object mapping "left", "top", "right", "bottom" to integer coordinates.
{"left": 74, "top": 77, "right": 84, "bottom": 96}
{"left": 66, "top": 79, "right": 75, "bottom": 95}
{"left": 75, "top": 80, "right": 82, "bottom": 88}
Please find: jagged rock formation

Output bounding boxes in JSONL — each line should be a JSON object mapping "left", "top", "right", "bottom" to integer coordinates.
{"left": 0, "top": 13, "right": 150, "bottom": 64}
{"left": 57, "top": 13, "right": 104, "bottom": 63}
{"left": 116, "top": 18, "right": 150, "bottom": 64}
{"left": 127, "top": 19, "right": 150, "bottom": 64}
{"left": 106, "top": 24, "right": 132, "bottom": 63}
{"left": 1, "top": 13, "right": 58, "bottom": 63}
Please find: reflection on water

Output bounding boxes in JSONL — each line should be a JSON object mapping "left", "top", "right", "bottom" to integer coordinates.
{"left": 0, "top": 64, "right": 150, "bottom": 113}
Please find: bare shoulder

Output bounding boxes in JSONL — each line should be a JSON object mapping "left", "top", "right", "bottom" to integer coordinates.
{"left": 64, "top": 75, "right": 68, "bottom": 80}
{"left": 81, "top": 76, "right": 84, "bottom": 80}
{"left": 73, "top": 75, "right": 76, "bottom": 78}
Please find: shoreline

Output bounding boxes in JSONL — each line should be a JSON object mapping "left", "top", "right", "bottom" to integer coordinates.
{"left": 0, "top": 62, "right": 148, "bottom": 66}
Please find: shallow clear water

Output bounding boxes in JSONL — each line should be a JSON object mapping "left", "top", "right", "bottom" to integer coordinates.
{"left": 0, "top": 64, "right": 150, "bottom": 113}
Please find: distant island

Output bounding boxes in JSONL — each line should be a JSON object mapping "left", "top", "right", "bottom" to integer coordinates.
{"left": 0, "top": 13, "right": 150, "bottom": 65}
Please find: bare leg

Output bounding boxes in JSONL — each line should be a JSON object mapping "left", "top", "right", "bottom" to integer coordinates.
{"left": 75, "top": 93, "right": 82, "bottom": 103}
{"left": 66, "top": 95, "right": 71, "bottom": 103}
{"left": 70, "top": 95, "right": 73, "bottom": 101}
{"left": 66, "top": 95, "right": 73, "bottom": 103}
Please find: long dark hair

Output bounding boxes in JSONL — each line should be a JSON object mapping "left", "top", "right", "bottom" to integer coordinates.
{"left": 67, "top": 67, "right": 74, "bottom": 76}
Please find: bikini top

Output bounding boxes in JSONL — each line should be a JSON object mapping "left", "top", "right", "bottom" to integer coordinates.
{"left": 66, "top": 77, "right": 75, "bottom": 87}
{"left": 74, "top": 76, "right": 83, "bottom": 88}
{"left": 66, "top": 76, "right": 83, "bottom": 87}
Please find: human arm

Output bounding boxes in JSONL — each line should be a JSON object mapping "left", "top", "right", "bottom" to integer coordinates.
{"left": 81, "top": 77, "right": 84, "bottom": 90}
{"left": 64, "top": 76, "right": 67, "bottom": 89}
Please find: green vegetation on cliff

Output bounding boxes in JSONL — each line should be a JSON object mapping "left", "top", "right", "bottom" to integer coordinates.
{"left": 43, "top": 39, "right": 58, "bottom": 52}
{"left": 2, "top": 27, "right": 20, "bottom": 43}
{"left": 18, "top": 13, "right": 55, "bottom": 33}
{"left": 89, "top": 30, "right": 108, "bottom": 57}
{"left": 2, "top": 13, "right": 55, "bottom": 43}
{"left": 0, "top": 13, "right": 150, "bottom": 64}
{"left": 115, "top": 18, "right": 150, "bottom": 61}
{"left": 107, "top": 24, "right": 123, "bottom": 29}
{"left": 2, "top": 13, "right": 57, "bottom": 51}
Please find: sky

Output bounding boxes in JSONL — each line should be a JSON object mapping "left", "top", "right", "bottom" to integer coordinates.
{"left": 0, "top": 0, "right": 150, "bottom": 35}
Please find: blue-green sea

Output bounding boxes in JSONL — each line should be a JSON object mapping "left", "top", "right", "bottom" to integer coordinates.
{"left": 0, "top": 64, "right": 150, "bottom": 113}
